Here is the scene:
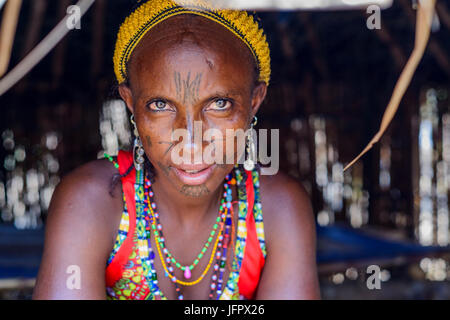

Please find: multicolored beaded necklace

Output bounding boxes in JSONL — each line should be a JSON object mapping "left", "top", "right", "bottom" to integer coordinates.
{"left": 143, "top": 168, "right": 235, "bottom": 300}
{"left": 104, "top": 152, "right": 245, "bottom": 300}
{"left": 147, "top": 174, "right": 231, "bottom": 281}
{"left": 209, "top": 198, "right": 234, "bottom": 299}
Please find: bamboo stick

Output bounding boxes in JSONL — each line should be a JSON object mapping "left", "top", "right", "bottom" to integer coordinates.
{"left": 344, "top": 0, "right": 437, "bottom": 171}
{"left": 0, "top": 0, "right": 23, "bottom": 77}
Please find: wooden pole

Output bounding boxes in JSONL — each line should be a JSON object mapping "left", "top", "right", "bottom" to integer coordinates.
{"left": 0, "top": 0, "right": 23, "bottom": 78}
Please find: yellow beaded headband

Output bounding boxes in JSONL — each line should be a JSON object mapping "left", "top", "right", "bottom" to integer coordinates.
{"left": 113, "top": 0, "right": 271, "bottom": 86}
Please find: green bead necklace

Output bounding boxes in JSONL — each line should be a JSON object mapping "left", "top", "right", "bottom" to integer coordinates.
{"left": 104, "top": 152, "right": 119, "bottom": 169}
{"left": 146, "top": 173, "right": 232, "bottom": 279}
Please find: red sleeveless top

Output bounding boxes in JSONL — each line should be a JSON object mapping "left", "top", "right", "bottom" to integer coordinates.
{"left": 105, "top": 150, "right": 266, "bottom": 299}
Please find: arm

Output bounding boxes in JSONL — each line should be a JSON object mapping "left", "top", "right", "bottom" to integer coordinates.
{"left": 255, "top": 172, "right": 321, "bottom": 300}
{"left": 32, "top": 160, "right": 122, "bottom": 300}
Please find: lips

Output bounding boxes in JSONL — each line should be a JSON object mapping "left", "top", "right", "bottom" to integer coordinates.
{"left": 172, "top": 164, "right": 216, "bottom": 185}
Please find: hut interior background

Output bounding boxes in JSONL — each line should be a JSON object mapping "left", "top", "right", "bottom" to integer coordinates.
{"left": 1, "top": 0, "right": 450, "bottom": 299}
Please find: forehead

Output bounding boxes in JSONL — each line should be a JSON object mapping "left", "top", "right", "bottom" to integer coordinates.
{"left": 127, "top": 14, "right": 255, "bottom": 94}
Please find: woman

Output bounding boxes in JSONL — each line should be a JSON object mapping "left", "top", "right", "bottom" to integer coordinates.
{"left": 33, "top": 0, "right": 320, "bottom": 300}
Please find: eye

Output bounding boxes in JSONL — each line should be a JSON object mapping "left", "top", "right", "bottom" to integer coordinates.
{"left": 147, "top": 100, "right": 171, "bottom": 112}
{"left": 208, "top": 99, "right": 232, "bottom": 111}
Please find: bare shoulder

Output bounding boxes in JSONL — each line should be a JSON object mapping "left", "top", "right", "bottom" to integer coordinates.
{"left": 259, "top": 169, "right": 315, "bottom": 243}
{"left": 260, "top": 171, "right": 312, "bottom": 226}
{"left": 57, "top": 157, "right": 123, "bottom": 200}
{"left": 259, "top": 169, "right": 312, "bottom": 210}
{"left": 47, "top": 158, "right": 124, "bottom": 246}
{"left": 255, "top": 169, "right": 320, "bottom": 299}
{"left": 51, "top": 158, "right": 123, "bottom": 218}
{"left": 256, "top": 172, "right": 320, "bottom": 300}
{"left": 33, "top": 158, "right": 124, "bottom": 299}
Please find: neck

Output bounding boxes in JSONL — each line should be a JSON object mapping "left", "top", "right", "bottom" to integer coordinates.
{"left": 149, "top": 174, "right": 225, "bottom": 229}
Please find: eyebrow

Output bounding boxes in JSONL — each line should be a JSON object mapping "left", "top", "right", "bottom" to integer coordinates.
{"left": 143, "top": 89, "right": 244, "bottom": 105}
{"left": 204, "top": 89, "right": 243, "bottom": 100}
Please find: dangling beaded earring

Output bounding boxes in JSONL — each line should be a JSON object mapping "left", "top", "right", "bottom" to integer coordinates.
{"left": 130, "top": 114, "right": 145, "bottom": 171}
{"left": 244, "top": 116, "right": 258, "bottom": 171}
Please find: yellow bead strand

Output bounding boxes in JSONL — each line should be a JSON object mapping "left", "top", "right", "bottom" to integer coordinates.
{"left": 149, "top": 201, "right": 226, "bottom": 286}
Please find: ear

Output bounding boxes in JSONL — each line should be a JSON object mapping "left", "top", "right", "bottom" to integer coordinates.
{"left": 250, "top": 82, "right": 267, "bottom": 118}
{"left": 118, "top": 84, "right": 134, "bottom": 114}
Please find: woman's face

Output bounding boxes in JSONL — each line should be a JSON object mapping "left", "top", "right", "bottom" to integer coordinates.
{"left": 119, "top": 14, "right": 267, "bottom": 197}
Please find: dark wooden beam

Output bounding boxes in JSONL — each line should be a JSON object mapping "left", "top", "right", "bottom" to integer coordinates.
{"left": 91, "top": 0, "right": 105, "bottom": 81}
{"left": 436, "top": 1, "right": 450, "bottom": 31}
{"left": 51, "top": 0, "right": 71, "bottom": 88}
{"left": 21, "top": 0, "right": 47, "bottom": 58}
{"left": 297, "top": 13, "right": 330, "bottom": 80}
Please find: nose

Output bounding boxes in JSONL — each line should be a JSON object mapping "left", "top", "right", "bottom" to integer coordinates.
{"left": 182, "top": 140, "right": 204, "bottom": 164}
{"left": 174, "top": 115, "right": 205, "bottom": 164}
